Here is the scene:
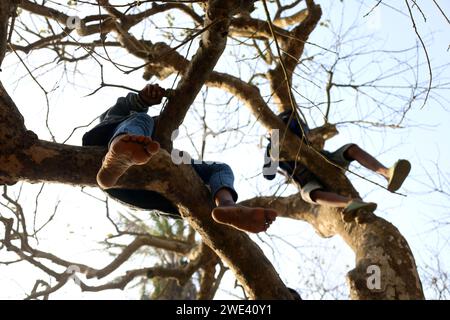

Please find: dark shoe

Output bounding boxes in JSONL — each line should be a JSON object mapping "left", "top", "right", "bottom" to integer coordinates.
{"left": 342, "top": 200, "right": 377, "bottom": 222}
{"left": 387, "top": 159, "right": 411, "bottom": 192}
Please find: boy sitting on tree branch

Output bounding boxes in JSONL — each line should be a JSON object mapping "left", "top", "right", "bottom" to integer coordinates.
{"left": 83, "top": 83, "right": 278, "bottom": 233}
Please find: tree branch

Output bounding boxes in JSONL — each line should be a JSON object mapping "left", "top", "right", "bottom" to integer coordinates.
{"left": 86, "top": 235, "right": 195, "bottom": 279}
{"left": 0, "top": 84, "right": 293, "bottom": 299}
{"left": 240, "top": 193, "right": 425, "bottom": 299}
{"left": 267, "top": 0, "right": 322, "bottom": 112}
{"left": 154, "top": 0, "right": 255, "bottom": 149}
{"left": 0, "top": 0, "right": 12, "bottom": 68}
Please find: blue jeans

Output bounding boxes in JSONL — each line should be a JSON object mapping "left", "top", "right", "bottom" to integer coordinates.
{"left": 110, "top": 112, "right": 238, "bottom": 202}
{"left": 110, "top": 112, "right": 156, "bottom": 147}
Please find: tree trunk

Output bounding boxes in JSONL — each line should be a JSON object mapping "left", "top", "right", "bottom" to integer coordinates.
{"left": 241, "top": 194, "right": 424, "bottom": 299}
{"left": 0, "top": 83, "right": 293, "bottom": 299}
{"left": 0, "top": 0, "right": 425, "bottom": 299}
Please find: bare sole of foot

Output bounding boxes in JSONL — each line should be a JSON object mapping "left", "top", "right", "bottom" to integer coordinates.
{"left": 211, "top": 205, "right": 278, "bottom": 233}
{"left": 97, "top": 134, "right": 160, "bottom": 189}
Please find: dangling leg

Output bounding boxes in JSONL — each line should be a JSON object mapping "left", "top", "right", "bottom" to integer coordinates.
{"left": 309, "top": 189, "right": 351, "bottom": 208}
{"left": 344, "top": 144, "right": 411, "bottom": 192}
{"left": 302, "top": 181, "right": 377, "bottom": 222}
{"left": 213, "top": 188, "right": 278, "bottom": 233}
{"left": 344, "top": 144, "right": 389, "bottom": 177}
{"left": 191, "top": 161, "right": 278, "bottom": 233}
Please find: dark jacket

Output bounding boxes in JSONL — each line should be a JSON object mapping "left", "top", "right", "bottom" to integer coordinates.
{"left": 262, "top": 110, "right": 316, "bottom": 187}
{"left": 83, "top": 93, "right": 154, "bottom": 146}
{"left": 82, "top": 93, "right": 181, "bottom": 219}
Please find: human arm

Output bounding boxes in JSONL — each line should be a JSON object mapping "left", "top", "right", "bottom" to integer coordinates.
{"left": 138, "top": 83, "right": 166, "bottom": 106}
{"left": 100, "top": 84, "right": 166, "bottom": 120}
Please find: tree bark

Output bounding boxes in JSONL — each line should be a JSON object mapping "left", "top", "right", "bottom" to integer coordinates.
{"left": 0, "top": 0, "right": 13, "bottom": 68}
{"left": 0, "top": 82, "right": 293, "bottom": 299}
{"left": 1, "top": 0, "right": 426, "bottom": 300}
{"left": 154, "top": 0, "right": 256, "bottom": 149}
{"left": 241, "top": 194, "right": 424, "bottom": 299}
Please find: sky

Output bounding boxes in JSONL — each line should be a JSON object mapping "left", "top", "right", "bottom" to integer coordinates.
{"left": 0, "top": 0, "right": 449, "bottom": 300}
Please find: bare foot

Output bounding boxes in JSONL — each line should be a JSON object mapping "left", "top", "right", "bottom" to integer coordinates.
{"left": 96, "top": 134, "right": 160, "bottom": 189}
{"left": 211, "top": 205, "right": 278, "bottom": 233}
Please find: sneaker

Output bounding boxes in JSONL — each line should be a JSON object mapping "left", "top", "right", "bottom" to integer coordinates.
{"left": 387, "top": 159, "right": 411, "bottom": 192}
{"left": 342, "top": 200, "right": 377, "bottom": 222}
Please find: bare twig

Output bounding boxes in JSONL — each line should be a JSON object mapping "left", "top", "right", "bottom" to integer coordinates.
{"left": 404, "top": 0, "right": 432, "bottom": 110}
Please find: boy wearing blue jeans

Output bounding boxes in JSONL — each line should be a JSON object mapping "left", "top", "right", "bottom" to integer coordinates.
{"left": 83, "top": 84, "right": 277, "bottom": 233}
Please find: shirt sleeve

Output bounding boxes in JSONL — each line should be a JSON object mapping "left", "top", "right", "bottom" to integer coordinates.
{"left": 100, "top": 92, "right": 149, "bottom": 120}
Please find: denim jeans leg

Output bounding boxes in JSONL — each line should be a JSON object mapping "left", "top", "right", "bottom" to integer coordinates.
{"left": 109, "top": 113, "right": 155, "bottom": 147}
{"left": 191, "top": 160, "right": 238, "bottom": 202}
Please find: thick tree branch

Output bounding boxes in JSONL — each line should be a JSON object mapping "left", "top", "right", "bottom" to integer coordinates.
{"left": 267, "top": 0, "right": 322, "bottom": 112}
{"left": 0, "top": 1, "right": 12, "bottom": 68}
{"left": 154, "top": 0, "right": 255, "bottom": 149}
{"left": 19, "top": 0, "right": 115, "bottom": 37}
{"left": 240, "top": 193, "right": 425, "bottom": 299}
{"left": 19, "top": 0, "right": 200, "bottom": 39}
{"left": 0, "top": 82, "right": 27, "bottom": 163}
{"left": 230, "top": 16, "right": 290, "bottom": 45}
{"left": 0, "top": 82, "right": 292, "bottom": 299}
{"left": 274, "top": 8, "right": 308, "bottom": 27}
